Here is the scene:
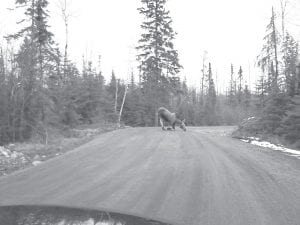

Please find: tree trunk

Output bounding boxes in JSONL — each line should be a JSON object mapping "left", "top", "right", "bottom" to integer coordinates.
{"left": 296, "top": 63, "right": 300, "bottom": 95}
{"left": 272, "top": 7, "right": 279, "bottom": 89}
{"left": 201, "top": 51, "right": 207, "bottom": 105}
{"left": 62, "top": 0, "right": 69, "bottom": 82}
{"left": 118, "top": 85, "right": 127, "bottom": 127}
{"left": 114, "top": 79, "right": 119, "bottom": 114}
{"left": 154, "top": 107, "right": 159, "bottom": 127}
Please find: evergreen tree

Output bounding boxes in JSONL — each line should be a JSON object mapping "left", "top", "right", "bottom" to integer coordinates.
{"left": 237, "top": 66, "right": 243, "bottom": 104}
{"left": 228, "top": 64, "right": 237, "bottom": 106}
{"left": 176, "top": 78, "right": 189, "bottom": 124}
{"left": 258, "top": 7, "right": 280, "bottom": 95}
{"left": 200, "top": 51, "right": 208, "bottom": 106}
{"left": 107, "top": 70, "right": 117, "bottom": 98}
{"left": 277, "top": 96, "right": 300, "bottom": 146}
{"left": 4, "top": 0, "right": 59, "bottom": 143}
{"left": 259, "top": 93, "right": 291, "bottom": 134}
{"left": 243, "top": 84, "right": 251, "bottom": 112}
{"left": 204, "top": 63, "right": 217, "bottom": 125}
{"left": 255, "top": 73, "right": 267, "bottom": 109}
{"left": 58, "top": 63, "right": 82, "bottom": 126}
{"left": 137, "top": 0, "right": 182, "bottom": 125}
{"left": 282, "top": 33, "right": 299, "bottom": 97}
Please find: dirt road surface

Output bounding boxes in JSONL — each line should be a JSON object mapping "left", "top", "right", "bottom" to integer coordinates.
{"left": 0, "top": 127, "right": 299, "bottom": 225}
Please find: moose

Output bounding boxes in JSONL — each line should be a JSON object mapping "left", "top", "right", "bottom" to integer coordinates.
{"left": 158, "top": 107, "right": 186, "bottom": 131}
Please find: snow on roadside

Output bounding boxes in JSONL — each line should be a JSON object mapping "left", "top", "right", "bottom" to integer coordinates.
{"left": 32, "top": 161, "right": 42, "bottom": 166}
{"left": 1, "top": 146, "right": 28, "bottom": 176}
{"left": 240, "top": 137, "right": 300, "bottom": 159}
{"left": 0, "top": 146, "right": 24, "bottom": 159}
{"left": 0, "top": 146, "right": 10, "bottom": 157}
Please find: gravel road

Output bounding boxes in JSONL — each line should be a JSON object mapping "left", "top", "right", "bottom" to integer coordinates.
{"left": 0, "top": 127, "right": 299, "bottom": 225}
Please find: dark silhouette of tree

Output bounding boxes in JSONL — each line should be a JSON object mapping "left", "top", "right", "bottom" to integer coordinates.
{"left": 137, "top": 0, "right": 182, "bottom": 126}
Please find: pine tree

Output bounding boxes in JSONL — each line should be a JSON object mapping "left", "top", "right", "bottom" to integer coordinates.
{"left": 255, "top": 73, "right": 267, "bottom": 109}
{"left": 200, "top": 51, "right": 208, "bottom": 106}
{"left": 259, "top": 93, "right": 291, "bottom": 134}
{"left": 9, "top": 0, "right": 57, "bottom": 80}
{"left": 282, "top": 33, "right": 299, "bottom": 97}
{"left": 107, "top": 70, "right": 117, "bottom": 96}
{"left": 237, "top": 66, "right": 243, "bottom": 104}
{"left": 204, "top": 63, "right": 217, "bottom": 125}
{"left": 278, "top": 96, "right": 300, "bottom": 146}
{"left": 137, "top": 0, "right": 182, "bottom": 126}
{"left": 58, "top": 63, "right": 82, "bottom": 127}
{"left": 15, "top": 37, "right": 40, "bottom": 140}
{"left": 76, "top": 61, "right": 108, "bottom": 124}
{"left": 228, "top": 64, "right": 237, "bottom": 106}
{"left": 176, "top": 77, "right": 189, "bottom": 124}
{"left": 258, "top": 7, "right": 280, "bottom": 95}
{"left": 243, "top": 84, "right": 251, "bottom": 111}
{"left": 4, "top": 0, "right": 59, "bottom": 143}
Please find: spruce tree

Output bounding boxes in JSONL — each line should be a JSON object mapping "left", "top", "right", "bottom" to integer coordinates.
{"left": 258, "top": 7, "right": 280, "bottom": 94}
{"left": 237, "top": 66, "right": 243, "bottom": 104}
{"left": 255, "top": 73, "right": 267, "bottom": 109}
{"left": 243, "top": 84, "right": 251, "bottom": 112}
{"left": 282, "top": 33, "right": 299, "bottom": 97}
{"left": 228, "top": 64, "right": 237, "bottom": 106}
{"left": 6, "top": 0, "right": 58, "bottom": 143}
{"left": 137, "top": 0, "right": 182, "bottom": 125}
{"left": 204, "top": 63, "right": 217, "bottom": 125}
{"left": 255, "top": 7, "right": 287, "bottom": 137}
{"left": 278, "top": 96, "right": 300, "bottom": 146}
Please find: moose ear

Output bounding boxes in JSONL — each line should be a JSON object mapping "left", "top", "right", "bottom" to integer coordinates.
{"left": 182, "top": 119, "right": 186, "bottom": 123}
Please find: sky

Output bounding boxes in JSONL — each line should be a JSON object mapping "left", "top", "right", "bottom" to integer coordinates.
{"left": 0, "top": 0, "right": 299, "bottom": 93}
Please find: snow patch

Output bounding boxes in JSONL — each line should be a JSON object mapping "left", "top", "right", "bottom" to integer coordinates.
{"left": 240, "top": 138, "right": 300, "bottom": 159}
{"left": 32, "top": 161, "right": 42, "bottom": 166}
{"left": 0, "top": 146, "right": 24, "bottom": 158}
{"left": 0, "top": 146, "right": 10, "bottom": 157}
{"left": 10, "top": 152, "right": 19, "bottom": 159}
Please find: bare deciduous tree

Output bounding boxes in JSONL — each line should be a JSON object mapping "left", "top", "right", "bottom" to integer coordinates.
{"left": 118, "top": 85, "right": 128, "bottom": 127}
{"left": 57, "top": 0, "right": 76, "bottom": 81}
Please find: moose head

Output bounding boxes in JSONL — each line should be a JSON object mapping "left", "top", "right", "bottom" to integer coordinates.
{"left": 158, "top": 107, "right": 187, "bottom": 131}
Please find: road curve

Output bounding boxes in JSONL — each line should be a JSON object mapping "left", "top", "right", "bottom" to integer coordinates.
{"left": 0, "top": 127, "right": 299, "bottom": 225}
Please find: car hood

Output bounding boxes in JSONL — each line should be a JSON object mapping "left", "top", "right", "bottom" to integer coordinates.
{"left": 0, "top": 205, "right": 175, "bottom": 225}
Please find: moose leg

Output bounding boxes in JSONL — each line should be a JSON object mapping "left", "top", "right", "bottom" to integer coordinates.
{"left": 172, "top": 122, "right": 176, "bottom": 130}
{"left": 159, "top": 118, "right": 166, "bottom": 130}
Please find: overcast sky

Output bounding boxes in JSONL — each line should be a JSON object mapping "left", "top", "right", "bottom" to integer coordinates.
{"left": 0, "top": 0, "right": 299, "bottom": 93}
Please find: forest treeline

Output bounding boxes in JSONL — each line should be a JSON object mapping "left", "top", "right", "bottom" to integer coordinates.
{"left": 0, "top": 0, "right": 299, "bottom": 147}
{"left": 235, "top": 6, "right": 300, "bottom": 147}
